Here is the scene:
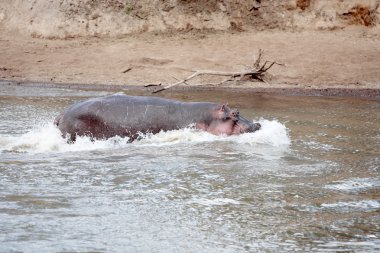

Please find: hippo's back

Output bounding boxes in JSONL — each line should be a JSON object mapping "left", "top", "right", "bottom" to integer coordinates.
{"left": 57, "top": 94, "right": 185, "bottom": 140}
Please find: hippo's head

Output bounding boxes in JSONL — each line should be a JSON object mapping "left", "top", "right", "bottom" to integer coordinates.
{"left": 208, "top": 104, "right": 261, "bottom": 135}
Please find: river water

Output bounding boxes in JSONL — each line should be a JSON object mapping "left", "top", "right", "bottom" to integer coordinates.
{"left": 0, "top": 84, "right": 379, "bottom": 252}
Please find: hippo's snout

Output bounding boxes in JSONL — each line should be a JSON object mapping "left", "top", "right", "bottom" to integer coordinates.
{"left": 240, "top": 121, "right": 261, "bottom": 133}
{"left": 233, "top": 116, "right": 261, "bottom": 134}
{"left": 248, "top": 122, "right": 261, "bottom": 132}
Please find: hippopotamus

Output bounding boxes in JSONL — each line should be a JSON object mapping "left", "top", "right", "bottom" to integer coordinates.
{"left": 55, "top": 94, "right": 261, "bottom": 142}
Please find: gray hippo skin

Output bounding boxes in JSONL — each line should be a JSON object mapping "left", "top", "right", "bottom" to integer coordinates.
{"left": 55, "top": 94, "right": 261, "bottom": 142}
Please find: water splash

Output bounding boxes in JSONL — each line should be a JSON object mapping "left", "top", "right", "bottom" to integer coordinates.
{"left": 0, "top": 119, "right": 290, "bottom": 154}
{"left": 0, "top": 123, "right": 130, "bottom": 153}
{"left": 233, "top": 119, "right": 291, "bottom": 146}
{"left": 292, "top": 200, "right": 380, "bottom": 213}
{"left": 1, "top": 123, "right": 65, "bottom": 153}
{"left": 320, "top": 200, "right": 380, "bottom": 213}
{"left": 325, "top": 178, "right": 380, "bottom": 193}
{"left": 189, "top": 198, "right": 241, "bottom": 206}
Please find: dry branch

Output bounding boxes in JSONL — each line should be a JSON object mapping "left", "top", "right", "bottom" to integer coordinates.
{"left": 152, "top": 50, "right": 282, "bottom": 93}
{"left": 122, "top": 67, "right": 132, "bottom": 73}
{"left": 144, "top": 83, "right": 161, "bottom": 87}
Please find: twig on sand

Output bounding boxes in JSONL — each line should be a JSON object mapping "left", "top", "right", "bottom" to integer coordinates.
{"left": 122, "top": 67, "right": 132, "bottom": 73}
{"left": 151, "top": 49, "right": 283, "bottom": 93}
{"left": 144, "top": 83, "right": 162, "bottom": 87}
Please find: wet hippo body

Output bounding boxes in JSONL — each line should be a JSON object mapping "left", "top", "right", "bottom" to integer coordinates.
{"left": 55, "top": 94, "right": 260, "bottom": 141}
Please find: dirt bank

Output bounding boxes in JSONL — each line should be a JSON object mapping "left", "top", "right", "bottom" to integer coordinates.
{"left": 1, "top": 0, "right": 379, "bottom": 38}
{"left": 0, "top": 0, "right": 380, "bottom": 92}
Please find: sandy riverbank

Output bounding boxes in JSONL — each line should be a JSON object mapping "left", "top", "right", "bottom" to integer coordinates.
{"left": 1, "top": 29, "right": 380, "bottom": 90}
{"left": 1, "top": 0, "right": 379, "bottom": 96}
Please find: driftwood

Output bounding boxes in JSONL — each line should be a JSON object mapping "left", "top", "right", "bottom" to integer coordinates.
{"left": 152, "top": 49, "right": 282, "bottom": 94}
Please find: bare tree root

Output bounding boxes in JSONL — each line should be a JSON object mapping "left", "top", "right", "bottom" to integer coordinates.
{"left": 152, "top": 49, "right": 283, "bottom": 93}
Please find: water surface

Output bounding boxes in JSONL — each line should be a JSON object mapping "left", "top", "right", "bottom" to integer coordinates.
{"left": 0, "top": 84, "right": 379, "bottom": 252}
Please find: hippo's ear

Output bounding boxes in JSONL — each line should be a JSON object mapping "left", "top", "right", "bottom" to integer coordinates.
{"left": 218, "top": 104, "right": 230, "bottom": 120}
{"left": 220, "top": 103, "right": 228, "bottom": 112}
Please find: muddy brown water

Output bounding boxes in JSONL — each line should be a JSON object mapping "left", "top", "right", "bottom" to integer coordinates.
{"left": 0, "top": 84, "right": 379, "bottom": 252}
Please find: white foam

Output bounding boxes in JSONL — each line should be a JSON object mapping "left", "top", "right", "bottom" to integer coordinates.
{"left": 0, "top": 123, "right": 130, "bottom": 153}
{"left": 1, "top": 123, "right": 65, "bottom": 153}
{"left": 321, "top": 200, "right": 380, "bottom": 212}
{"left": 139, "top": 119, "right": 291, "bottom": 148}
{"left": 0, "top": 119, "right": 290, "bottom": 154}
{"left": 190, "top": 197, "right": 241, "bottom": 206}
{"left": 325, "top": 178, "right": 380, "bottom": 192}
{"left": 294, "top": 200, "right": 380, "bottom": 213}
{"left": 232, "top": 119, "right": 291, "bottom": 146}
{"left": 136, "top": 127, "right": 221, "bottom": 146}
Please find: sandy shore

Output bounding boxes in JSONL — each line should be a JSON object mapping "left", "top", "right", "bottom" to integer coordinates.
{"left": 1, "top": 28, "right": 380, "bottom": 97}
